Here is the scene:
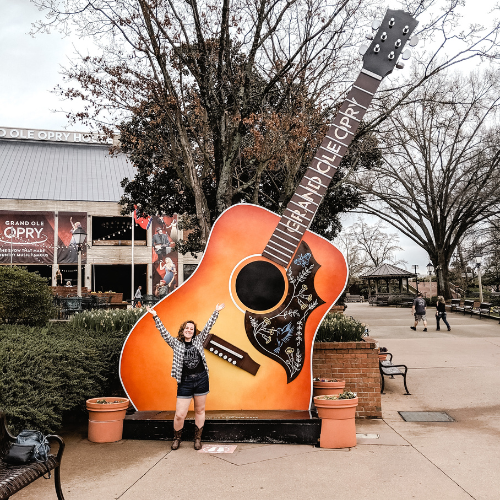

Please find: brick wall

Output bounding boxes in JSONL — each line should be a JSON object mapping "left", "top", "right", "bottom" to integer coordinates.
{"left": 312, "top": 337, "right": 382, "bottom": 418}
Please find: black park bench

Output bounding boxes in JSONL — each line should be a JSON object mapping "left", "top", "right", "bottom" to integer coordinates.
{"left": 455, "top": 300, "right": 474, "bottom": 316}
{"left": 379, "top": 353, "right": 411, "bottom": 395}
{"left": 0, "top": 412, "right": 65, "bottom": 500}
{"left": 476, "top": 302, "right": 492, "bottom": 319}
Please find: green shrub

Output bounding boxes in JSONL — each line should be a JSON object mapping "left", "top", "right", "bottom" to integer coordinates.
{"left": 315, "top": 313, "right": 368, "bottom": 342}
{"left": 0, "top": 323, "right": 128, "bottom": 433}
{"left": 69, "top": 307, "right": 146, "bottom": 333}
{"left": 0, "top": 266, "right": 54, "bottom": 326}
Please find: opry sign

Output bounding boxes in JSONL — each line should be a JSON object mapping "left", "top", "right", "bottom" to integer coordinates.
{"left": 0, "top": 126, "right": 114, "bottom": 145}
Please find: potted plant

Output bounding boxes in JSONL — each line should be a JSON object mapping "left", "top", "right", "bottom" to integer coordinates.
{"left": 86, "top": 397, "right": 130, "bottom": 443}
{"left": 312, "top": 378, "right": 346, "bottom": 397}
{"left": 314, "top": 391, "right": 358, "bottom": 449}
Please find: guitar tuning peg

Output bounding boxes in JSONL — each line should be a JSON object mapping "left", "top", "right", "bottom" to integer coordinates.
{"left": 373, "top": 44, "right": 381, "bottom": 53}
{"left": 372, "top": 19, "right": 381, "bottom": 30}
{"left": 365, "top": 33, "right": 374, "bottom": 40}
{"left": 359, "top": 44, "right": 369, "bottom": 56}
{"left": 388, "top": 51, "right": 395, "bottom": 60}
{"left": 409, "top": 35, "right": 420, "bottom": 47}
{"left": 403, "top": 25, "right": 409, "bottom": 35}
{"left": 381, "top": 32, "right": 387, "bottom": 41}
{"left": 401, "top": 48, "right": 412, "bottom": 60}
{"left": 389, "top": 17, "right": 395, "bottom": 27}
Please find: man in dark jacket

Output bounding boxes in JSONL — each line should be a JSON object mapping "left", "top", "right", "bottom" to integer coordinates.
{"left": 411, "top": 292, "right": 427, "bottom": 331}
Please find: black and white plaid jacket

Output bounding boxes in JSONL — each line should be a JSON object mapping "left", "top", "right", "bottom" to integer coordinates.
{"left": 153, "top": 310, "right": 219, "bottom": 383}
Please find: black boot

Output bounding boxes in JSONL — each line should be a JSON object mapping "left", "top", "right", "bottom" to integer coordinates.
{"left": 171, "top": 428, "right": 183, "bottom": 450}
{"left": 194, "top": 425, "right": 204, "bottom": 450}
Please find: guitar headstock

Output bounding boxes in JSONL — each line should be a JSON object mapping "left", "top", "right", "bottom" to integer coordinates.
{"left": 360, "top": 9, "right": 418, "bottom": 78}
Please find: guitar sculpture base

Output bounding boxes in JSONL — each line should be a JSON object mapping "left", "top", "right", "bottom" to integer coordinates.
{"left": 123, "top": 410, "right": 321, "bottom": 445}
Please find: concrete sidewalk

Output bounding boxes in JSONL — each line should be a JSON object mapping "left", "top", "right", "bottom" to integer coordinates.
{"left": 15, "top": 303, "right": 500, "bottom": 499}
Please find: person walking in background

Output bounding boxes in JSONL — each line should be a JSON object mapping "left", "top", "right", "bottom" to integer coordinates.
{"left": 436, "top": 295, "right": 451, "bottom": 331}
{"left": 411, "top": 291, "right": 428, "bottom": 332}
{"left": 134, "top": 285, "right": 143, "bottom": 307}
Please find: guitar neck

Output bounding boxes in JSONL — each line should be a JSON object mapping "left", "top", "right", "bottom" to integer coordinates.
{"left": 262, "top": 70, "right": 382, "bottom": 268}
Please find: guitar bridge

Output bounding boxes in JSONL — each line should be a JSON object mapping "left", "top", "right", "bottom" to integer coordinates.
{"left": 203, "top": 333, "right": 260, "bottom": 376}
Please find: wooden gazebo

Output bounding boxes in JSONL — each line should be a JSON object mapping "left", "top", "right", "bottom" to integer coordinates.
{"left": 360, "top": 263, "right": 416, "bottom": 300}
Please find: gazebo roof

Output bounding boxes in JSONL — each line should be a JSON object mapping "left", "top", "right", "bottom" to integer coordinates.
{"left": 360, "top": 263, "right": 416, "bottom": 279}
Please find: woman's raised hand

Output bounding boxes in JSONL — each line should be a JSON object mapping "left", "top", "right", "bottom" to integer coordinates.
{"left": 215, "top": 303, "right": 225, "bottom": 312}
{"left": 146, "top": 306, "right": 157, "bottom": 317}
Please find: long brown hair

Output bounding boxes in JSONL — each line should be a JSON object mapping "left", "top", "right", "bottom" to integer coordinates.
{"left": 177, "top": 320, "right": 198, "bottom": 341}
{"left": 437, "top": 295, "right": 445, "bottom": 304}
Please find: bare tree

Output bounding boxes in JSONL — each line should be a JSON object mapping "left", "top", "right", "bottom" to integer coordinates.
{"left": 336, "top": 218, "right": 405, "bottom": 285}
{"left": 351, "top": 70, "right": 500, "bottom": 298}
{"left": 29, "top": 0, "right": 500, "bottom": 251}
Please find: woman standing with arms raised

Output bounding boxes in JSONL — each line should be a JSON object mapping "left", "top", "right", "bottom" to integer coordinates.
{"left": 146, "top": 303, "right": 225, "bottom": 450}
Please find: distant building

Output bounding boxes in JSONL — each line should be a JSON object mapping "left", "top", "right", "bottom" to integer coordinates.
{"left": 0, "top": 126, "right": 200, "bottom": 300}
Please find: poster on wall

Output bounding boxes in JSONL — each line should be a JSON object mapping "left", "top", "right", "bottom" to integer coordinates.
{"left": 0, "top": 211, "right": 55, "bottom": 264}
{"left": 151, "top": 215, "right": 178, "bottom": 298}
{"left": 57, "top": 212, "right": 87, "bottom": 264}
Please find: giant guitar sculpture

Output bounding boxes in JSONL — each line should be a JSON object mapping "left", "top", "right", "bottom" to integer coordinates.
{"left": 120, "top": 9, "right": 418, "bottom": 411}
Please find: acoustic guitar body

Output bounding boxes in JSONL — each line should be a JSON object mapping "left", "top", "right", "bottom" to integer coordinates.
{"left": 120, "top": 204, "right": 347, "bottom": 411}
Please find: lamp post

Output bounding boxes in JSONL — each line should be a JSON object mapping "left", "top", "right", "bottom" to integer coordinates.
{"left": 413, "top": 265, "right": 419, "bottom": 294}
{"left": 72, "top": 227, "right": 87, "bottom": 297}
{"left": 475, "top": 250, "right": 483, "bottom": 303}
{"left": 426, "top": 262, "right": 434, "bottom": 299}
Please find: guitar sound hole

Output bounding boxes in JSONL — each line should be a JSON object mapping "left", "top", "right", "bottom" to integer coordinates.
{"left": 235, "top": 261, "right": 286, "bottom": 311}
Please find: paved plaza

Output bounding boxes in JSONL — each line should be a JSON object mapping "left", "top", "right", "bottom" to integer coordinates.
{"left": 14, "top": 303, "right": 500, "bottom": 499}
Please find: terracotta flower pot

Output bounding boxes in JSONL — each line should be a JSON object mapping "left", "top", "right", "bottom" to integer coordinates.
{"left": 378, "top": 353, "right": 388, "bottom": 361}
{"left": 314, "top": 396, "right": 358, "bottom": 449}
{"left": 313, "top": 380, "right": 346, "bottom": 398}
{"left": 86, "top": 397, "right": 129, "bottom": 443}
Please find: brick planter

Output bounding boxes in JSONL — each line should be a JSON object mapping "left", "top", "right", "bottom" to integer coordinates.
{"left": 312, "top": 337, "right": 382, "bottom": 418}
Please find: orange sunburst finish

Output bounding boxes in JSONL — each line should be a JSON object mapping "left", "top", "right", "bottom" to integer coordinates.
{"left": 120, "top": 204, "right": 347, "bottom": 411}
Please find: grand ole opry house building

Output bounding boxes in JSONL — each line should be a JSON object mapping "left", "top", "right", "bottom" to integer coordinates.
{"left": 0, "top": 125, "right": 200, "bottom": 301}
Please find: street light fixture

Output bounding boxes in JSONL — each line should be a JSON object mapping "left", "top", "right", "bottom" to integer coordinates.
{"left": 475, "top": 250, "right": 483, "bottom": 303}
{"left": 413, "top": 265, "right": 419, "bottom": 294}
{"left": 73, "top": 227, "right": 87, "bottom": 298}
{"left": 426, "top": 262, "right": 434, "bottom": 298}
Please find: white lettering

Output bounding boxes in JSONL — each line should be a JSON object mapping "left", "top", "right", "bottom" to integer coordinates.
{"left": 48, "top": 132, "right": 55, "bottom": 140}
{"left": 55, "top": 132, "right": 63, "bottom": 141}
{"left": 63, "top": 133, "right": 70, "bottom": 140}
{"left": 4, "top": 227, "right": 14, "bottom": 238}
{"left": 17, "top": 227, "right": 25, "bottom": 237}
{"left": 301, "top": 191, "right": 316, "bottom": 202}
{"left": 325, "top": 141, "right": 341, "bottom": 155}
{"left": 38, "top": 131, "right": 47, "bottom": 139}
{"left": 286, "top": 220, "right": 300, "bottom": 233}
{"left": 35, "top": 228, "right": 43, "bottom": 237}
{"left": 298, "top": 201, "right": 311, "bottom": 210}
{"left": 25, "top": 227, "right": 35, "bottom": 238}
{"left": 334, "top": 127, "right": 348, "bottom": 140}
{"left": 74, "top": 133, "right": 81, "bottom": 142}
{"left": 10, "top": 129, "right": 19, "bottom": 138}
{"left": 27, "top": 130, "right": 34, "bottom": 138}
{"left": 20, "top": 130, "right": 27, "bottom": 138}
{"left": 339, "top": 116, "right": 352, "bottom": 128}
{"left": 344, "top": 106, "right": 359, "bottom": 117}
{"left": 321, "top": 152, "right": 335, "bottom": 163}
{"left": 308, "top": 176, "right": 322, "bottom": 187}
{"left": 290, "top": 211, "right": 304, "bottom": 223}
{"left": 0, "top": 128, "right": 6, "bottom": 137}
{"left": 316, "top": 161, "right": 331, "bottom": 174}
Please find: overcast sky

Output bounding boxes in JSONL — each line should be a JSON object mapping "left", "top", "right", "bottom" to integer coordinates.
{"left": 0, "top": 0, "right": 498, "bottom": 273}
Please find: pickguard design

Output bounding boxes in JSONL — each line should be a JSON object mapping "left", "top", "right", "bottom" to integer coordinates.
{"left": 244, "top": 241, "right": 325, "bottom": 383}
